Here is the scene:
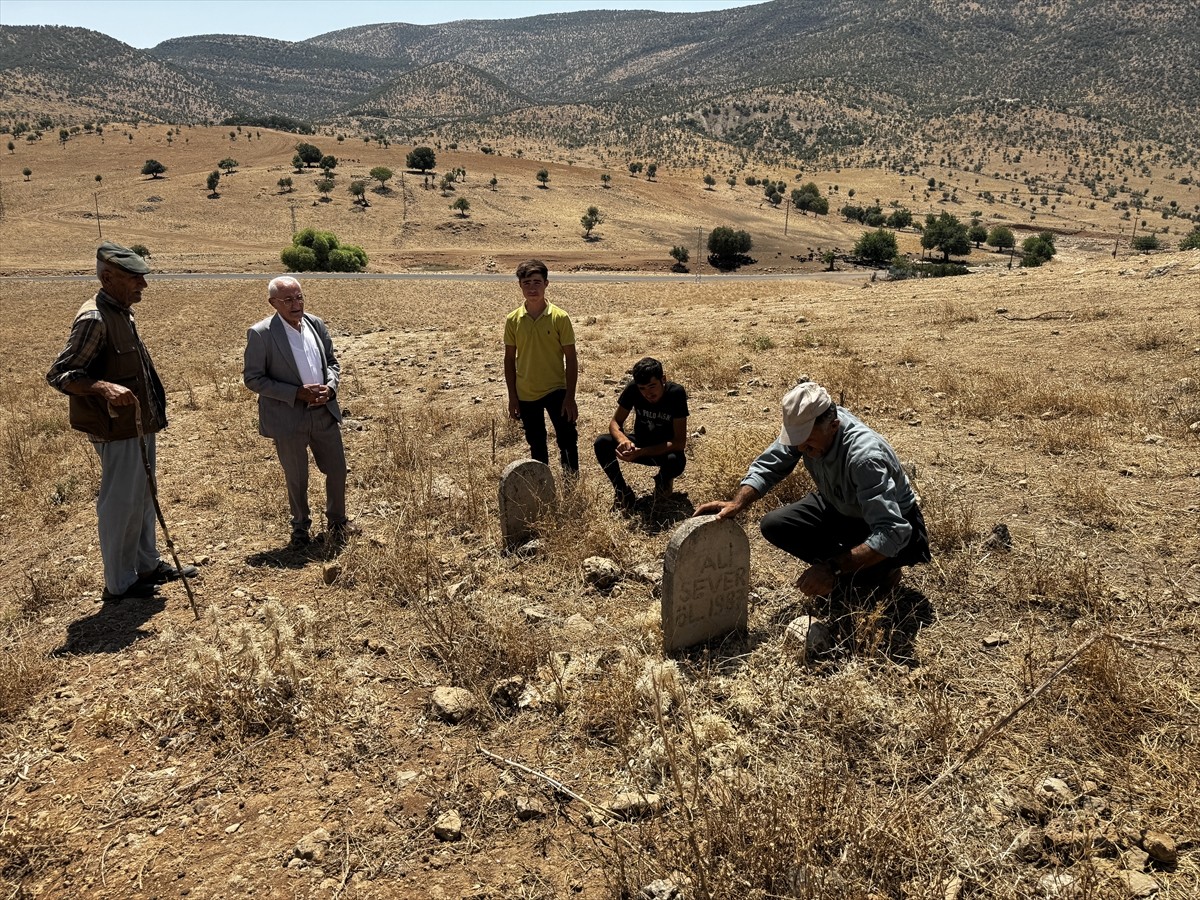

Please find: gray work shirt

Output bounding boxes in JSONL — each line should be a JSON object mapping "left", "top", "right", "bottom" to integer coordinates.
{"left": 740, "top": 407, "right": 917, "bottom": 558}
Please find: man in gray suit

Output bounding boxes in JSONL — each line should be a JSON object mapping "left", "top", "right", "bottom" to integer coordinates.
{"left": 243, "top": 276, "right": 351, "bottom": 546}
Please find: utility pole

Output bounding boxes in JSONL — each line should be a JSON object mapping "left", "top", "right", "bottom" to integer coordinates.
{"left": 784, "top": 198, "right": 789, "bottom": 236}
{"left": 289, "top": 202, "right": 297, "bottom": 236}
{"left": 93, "top": 192, "right": 102, "bottom": 239}
{"left": 695, "top": 226, "right": 702, "bottom": 283}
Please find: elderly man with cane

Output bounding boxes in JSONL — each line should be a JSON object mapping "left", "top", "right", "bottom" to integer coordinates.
{"left": 47, "top": 242, "right": 196, "bottom": 602}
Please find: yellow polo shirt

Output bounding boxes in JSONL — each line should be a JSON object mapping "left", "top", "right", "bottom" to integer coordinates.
{"left": 504, "top": 302, "right": 575, "bottom": 401}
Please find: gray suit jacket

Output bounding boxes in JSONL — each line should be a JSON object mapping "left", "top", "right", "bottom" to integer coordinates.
{"left": 243, "top": 312, "right": 342, "bottom": 439}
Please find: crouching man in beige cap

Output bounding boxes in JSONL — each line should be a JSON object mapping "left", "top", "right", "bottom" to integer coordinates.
{"left": 695, "top": 381, "right": 932, "bottom": 649}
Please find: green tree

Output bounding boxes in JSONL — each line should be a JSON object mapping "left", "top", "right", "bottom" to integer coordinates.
{"left": 646, "top": 163, "right": 657, "bottom": 181}
{"left": 727, "top": 175, "right": 737, "bottom": 189}
{"left": 141, "top": 159, "right": 166, "bottom": 179}
{"left": 703, "top": 173, "right": 717, "bottom": 190}
{"left": 316, "top": 177, "right": 335, "bottom": 200}
{"left": 921, "top": 212, "right": 971, "bottom": 261}
{"left": 295, "top": 142, "right": 322, "bottom": 167}
{"left": 987, "top": 225, "right": 1015, "bottom": 251}
{"left": 451, "top": 197, "right": 470, "bottom": 217}
{"left": 58, "top": 128, "right": 69, "bottom": 145}
{"left": 628, "top": 161, "right": 643, "bottom": 177}
{"left": 1020, "top": 232, "right": 1057, "bottom": 267}
{"left": 6, "top": 141, "right": 14, "bottom": 154}
{"left": 489, "top": 174, "right": 498, "bottom": 192}
{"left": 580, "top": 206, "right": 604, "bottom": 237}
{"left": 406, "top": 146, "right": 436, "bottom": 172}
{"left": 968, "top": 224, "right": 988, "bottom": 247}
{"left": 22, "top": 167, "right": 31, "bottom": 181}
{"left": 536, "top": 168, "right": 550, "bottom": 187}
{"left": 707, "top": 226, "right": 752, "bottom": 269}
{"left": 349, "top": 180, "right": 367, "bottom": 205}
{"left": 854, "top": 229, "right": 898, "bottom": 267}
{"left": 283, "top": 227, "right": 367, "bottom": 272}
{"left": 291, "top": 153, "right": 305, "bottom": 173}
{"left": 218, "top": 157, "right": 238, "bottom": 174}
{"left": 206, "top": 170, "right": 220, "bottom": 195}
{"left": 790, "top": 182, "right": 828, "bottom": 214}
{"left": 886, "top": 208, "right": 913, "bottom": 229}
{"left": 669, "top": 245, "right": 689, "bottom": 270}
{"left": 129, "top": 244, "right": 150, "bottom": 259}
{"left": 600, "top": 173, "right": 611, "bottom": 188}
{"left": 1179, "top": 225, "right": 1200, "bottom": 250}
{"left": 369, "top": 166, "right": 393, "bottom": 189}
{"left": 277, "top": 176, "right": 293, "bottom": 193}
{"left": 95, "top": 174, "right": 102, "bottom": 185}
{"left": 1131, "top": 234, "right": 1160, "bottom": 252}
{"left": 319, "top": 154, "right": 337, "bottom": 178}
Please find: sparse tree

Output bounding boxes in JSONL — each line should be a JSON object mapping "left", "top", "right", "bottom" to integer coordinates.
{"left": 854, "top": 229, "right": 898, "bottom": 267}
{"left": 58, "top": 128, "right": 69, "bottom": 145}
{"left": 1131, "top": 234, "right": 1160, "bottom": 252}
{"left": 727, "top": 175, "right": 737, "bottom": 189}
{"left": 968, "top": 224, "right": 988, "bottom": 247}
{"left": 319, "top": 155, "right": 337, "bottom": 178}
{"left": 129, "top": 244, "right": 150, "bottom": 259}
{"left": 349, "top": 180, "right": 367, "bottom": 205}
{"left": 580, "top": 206, "right": 604, "bottom": 237}
{"left": 703, "top": 173, "right": 717, "bottom": 190}
{"left": 921, "top": 212, "right": 970, "bottom": 261}
{"left": 708, "top": 226, "right": 752, "bottom": 269}
{"left": 277, "top": 176, "right": 293, "bottom": 193}
{"left": 489, "top": 174, "right": 498, "bottom": 192}
{"left": 1020, "top": 232, "right": 1057, "bottom": 267}
{"left": 141, "top": 159, "right": 166, "bottom": 179}
{"left": 295, "top": 142, "right": 322, "bottom": 167}
{"left": 536, "top": 168, "right": 550, "bottom": 187}
{"left": 669, "top": 245, "right": 689, "bottom": 271}
{"left": 600, "top": 173, "right": 611, "bottom": 189}
{"left": 218, "top": 157, "right": 238, "bottom": 175}
{"left": 628, "top": 161, "right": 643, "bottom": 177}
{"left": 646, "top": 163, "right": 657, "bottom": 181}
{"left": 406, "top": 146, "right": 436, "bottom": 172}
{"left": 791, "top": 182, "right": 828, "bottom": 214}
{"left": 7, "top": 141, "right": 14, "bottom": 153}
{"left": 451, "top": 197, "right": 470, "bottom": 217}
{"left": 291, "top": 153, "right": 304, "bottom": 173}
{"left": 987, "top": 225, "right": 1015, "bottom": 251}
{"left": 886, "top": 208, "right": 913, "bottom": 229}
{"left": 369, "top": 166, "right": 393, "bottom": 189}
{"left": 822, "top": 250, "right": 837, "bottom": 271}
{"left": 206, "top": 170, "right": 220, "bottom": 195}
{"left": 316, "top": 177, "right": 335, "bottom": 200}
{"left": 22, "top": 167, "right": 31, "bottom": 181}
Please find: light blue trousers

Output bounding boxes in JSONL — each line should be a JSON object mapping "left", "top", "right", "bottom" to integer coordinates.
{"left": 93, "top": 434, "right": 160, "bottom": 593}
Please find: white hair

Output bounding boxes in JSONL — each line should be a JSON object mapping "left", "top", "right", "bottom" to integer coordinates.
{"left": 268, "top": 275, "right": 302, "bottom": 299}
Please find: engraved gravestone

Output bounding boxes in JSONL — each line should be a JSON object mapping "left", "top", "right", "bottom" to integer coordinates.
{"left": 498, "top": 459, "right": 556, "bottom": 549}
{"left": 661, "top": 515, "right": 750, "bottom": 652}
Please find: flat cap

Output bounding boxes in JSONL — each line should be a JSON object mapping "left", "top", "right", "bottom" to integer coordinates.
{"left": 97, "top": 241, "right": 150, "bottom": 275}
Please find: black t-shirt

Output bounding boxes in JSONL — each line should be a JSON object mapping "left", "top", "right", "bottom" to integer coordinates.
{"left": 617, "top": 380, "right": 689, "bottom": 447}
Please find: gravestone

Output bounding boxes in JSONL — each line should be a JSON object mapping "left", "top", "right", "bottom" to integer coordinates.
{"left": 661, "top": 515, "right": 749, "bottom": 652}
{"left": 498, "top": 459, "right": 556, "bottom": 549}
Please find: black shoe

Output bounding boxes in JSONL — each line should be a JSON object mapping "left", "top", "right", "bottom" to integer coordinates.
{"left": 289, "top": 529, "right": 311, "bottom": 548}
{"left": 137, "top": 560, "right": 198, "bottom": 585}
{"left": 102, "top": 581, "right": 159, "bottom": 602}
{"left": 328, "top": 522, "right": 361, "bottom": 544}
{"left": 613, "top": 486, "right": 637, "bottom": 512}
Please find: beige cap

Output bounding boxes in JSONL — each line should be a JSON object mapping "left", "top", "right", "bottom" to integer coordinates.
{"left": 779, "top": 382, "right": 833, "bottom": 445}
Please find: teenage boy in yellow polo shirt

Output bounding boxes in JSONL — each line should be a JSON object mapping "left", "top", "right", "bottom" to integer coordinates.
{"left": 503, "top": 259, "right": 579, "bottom": 474}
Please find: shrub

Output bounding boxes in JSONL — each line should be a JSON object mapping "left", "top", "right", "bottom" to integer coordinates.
{"left": 282, "top": 228, "right": 367, "bottom": 272}
{"left": 708, "top": 226, "right": 753, "bottom": 270}
{"left": 1021, "top": 231, "right": 1057, "bottom": 267}
{"left": 1131, "top": 234, "right": 1160, "bottom": 252}
{"left": 280, "top": 245, "right": 318, "bottom": 272}
{"left": 329, "top": 246, "right": 368, "bottom": 272}
{"left": 1180, "top": 225, "right": 1200, "bottom": 250}
{"left": 129, "top": 244, "right": 150, "bottom": 258}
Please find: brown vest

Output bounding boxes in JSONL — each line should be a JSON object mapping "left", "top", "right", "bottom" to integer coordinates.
{"left": 68, "top": 293, "right": 168, "bottom": 441}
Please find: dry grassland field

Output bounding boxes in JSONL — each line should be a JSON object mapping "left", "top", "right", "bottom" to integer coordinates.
{"left": 0, "top": 126, "right": 1199, "bottom": 900}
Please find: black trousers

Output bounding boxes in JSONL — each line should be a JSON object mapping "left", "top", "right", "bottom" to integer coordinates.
{"left": 518, "top": 389, "right": 579, "bottom": 472}
{"left": 594, "top": 433, "right": 686, "bottom": 489}
{"left": 759, "top": 491, "right": 931, "bottom": 588}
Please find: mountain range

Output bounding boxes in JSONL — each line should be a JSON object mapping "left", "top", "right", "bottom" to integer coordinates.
{"left": 1, "top": 1, "right": 1197, "bottom": 168}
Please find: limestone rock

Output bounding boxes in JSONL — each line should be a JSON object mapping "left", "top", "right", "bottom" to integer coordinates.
{"left": 1036, "top": 777, "right": 1076, "bottom": 806}
{"left": 1140, "top": 830, "right": 1178, "bottom": 866}
{"left": 431, "top": 686, "right": 478, "bottom": 724}
{"left": 321, "top": 562, "right": 341, "bottom": 585}
{"left": 609, "top": 791, "right": 664, "bottom": 820}
{"left": 433, "top": 809, "right": 462, "bottom": 841}
{"left": 1115, "top": 871, "right": 1160, "bottom": 897}
{"left": 784, "top": 615, "right": 834, "bottom": 663}
{"left": 292, "top": 827, "right": 331, "bottom": 863}
{"left": 515, "top": 796, "right": 547, "bottom": 821}
{"left": 640, "top": 879, "right": 680, "bottom": 899}
{"left": 583, "top": 556, "right": 622, "bottom": 590}
{"left": 1037, "top": 872, "right": 1077, "bottom": 897}
{"left": 564, "top": 613, "right": 596, "bottom": 636}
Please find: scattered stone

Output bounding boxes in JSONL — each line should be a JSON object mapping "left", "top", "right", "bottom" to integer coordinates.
{"left": 1037, "top": 777, "right": 1076, "bottom": 806}
{"left": 1176, "top": 377, "right": 1197, "bottom": 393}
{"left": 490, "top": 676, "right": 525, "bottom": 708}
{"left": 995, "top": 307, "right": 1008, "bottom": 314}
{"left": 1189, "top": 421, "right": 1200, "bottom": 434}
{"left": 1143, "top": 434, "right": 1165, "bottom": 445}
{"left": 661, "top": 516, "right": 750, "bottom": 652}
{"left": 1007, "top": 826, "right": 1043, "bottom": 862}
{"left": 636, "top": 660, "right": 682, "bottom": 711}
{"left": 1044, "top": 816, "right": 1120, "bottom": 860}
{"left": 583, "top": 556, "right": 622, "bottom": 590}
{"left": 784, "top": 615, "right": 834, "bottom": 663}
{"left": 983, "top": 632, "right": 1009, "bottom": 648}
{"left": 431, "top": 686, "right": 478, "bottom": 724}
{"left": 564, "top": 613, "right": 597, "bottom": 637}
{"left": 515, "top": 538, "right": 545, "bottom": 557}
{"left": 433, "top": 809, "right": 462, "bottom": 841}
{"left": 1038, "top": 872, "right": 1077, "bottom": 897}
{"left": 1122, "top": 847, "right": 1150, "bottom": 871}
{"left": 608, "top": 791, "right": 663, "bottom": 820}
{"left": 499, "top": 460, "right": 556, "bottom": 550}
{"left": 1140, "top": 830, "right": 1178, "bottom": 866}
{"left": 983, "top": 522, "right": 1013, "bottom": 551}
{"left": 430, "top": 474, "right": 466, "bottom": 502}
{"left": 321, "top": 562, "right": 341, "bottom": 585}
{"left": 225, "top": 822, "right": 241, "bottom": 834}
{"left": 631, "top": 562, "right": 663, "bottom": 587}
{"left": 640, "top": 879, "right": 680, "bottom": 900}
{"left": 292, "top": 827, "right": 331, "bottom": 862}
{"left": 515, "top": 796, "right": 547, "bottom": 821}
{"left": 1145, "top": 264, "right": 1174, "bottom": 278}
{"left": 520, "top": 605, "right": 552, "bottom": 623}
{"left": 1116, "top": 871, "right": 1160, "bottom": 897}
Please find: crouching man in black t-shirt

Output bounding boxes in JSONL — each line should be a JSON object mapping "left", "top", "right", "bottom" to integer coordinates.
{"left": 594, "top": 357, "right": 689, "bottom": 510}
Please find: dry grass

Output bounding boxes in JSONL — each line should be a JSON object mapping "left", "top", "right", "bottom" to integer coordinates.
{"left": 0, "top": 137, "right": 1198, "bottom": 897}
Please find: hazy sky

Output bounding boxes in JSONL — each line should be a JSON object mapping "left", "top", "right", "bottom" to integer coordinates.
{"left": 0, "top": 0, "right": 763, "bottom": 47}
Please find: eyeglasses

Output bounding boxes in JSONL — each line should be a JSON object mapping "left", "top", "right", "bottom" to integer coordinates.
{"left": 276, "top": 294, "right": 304, "bottom": 303}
